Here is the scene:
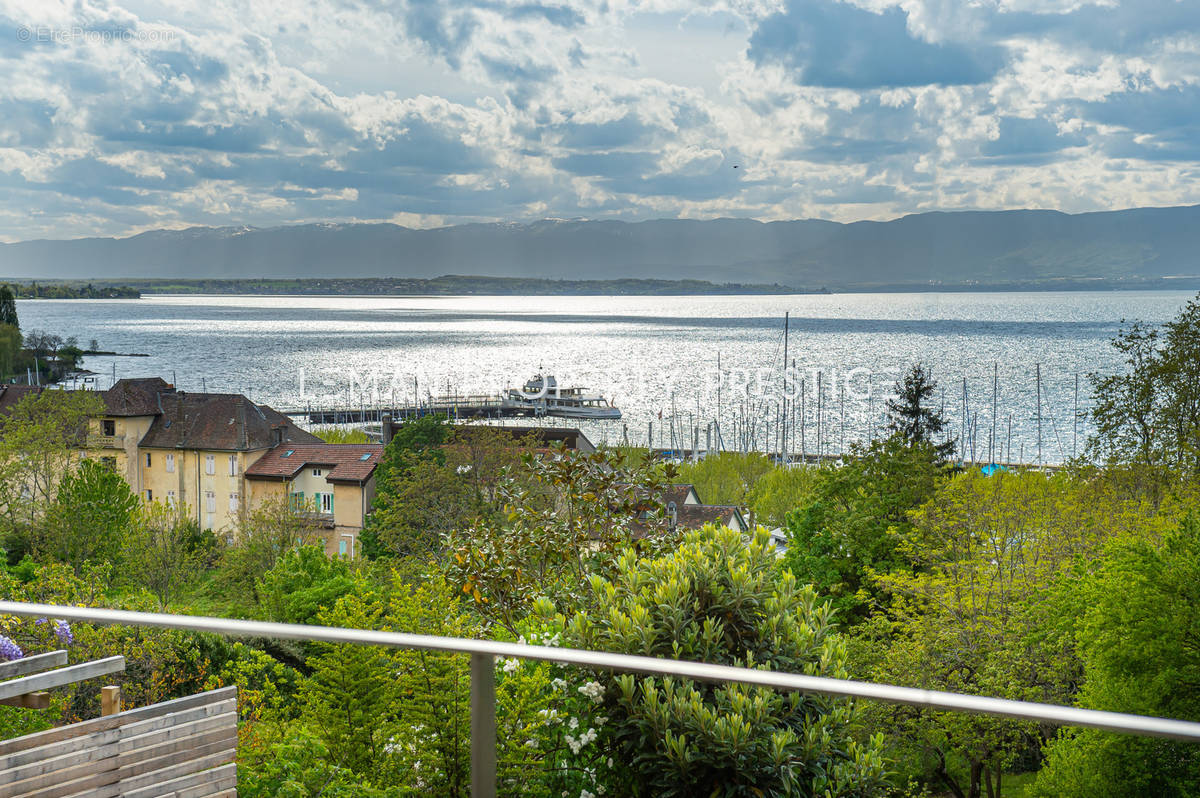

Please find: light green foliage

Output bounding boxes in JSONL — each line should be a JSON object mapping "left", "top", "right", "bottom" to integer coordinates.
{"left": 239, "top": 726, "right": 404, "bottom": 798}
{"left": 311, "top": 425, "right": 372, "bottom": 443}
{"left": 301, "top": 575, "right": 480, "bottom": 793}
{"left": 126, "top": 500, "right": 204, "bottom": 608}
{"left": 745, "top": 461, "right": 822, "bottom": 528}
{"left": 204, "top": 642, "right": 303, "bottom": 723}
{"left": 447, "top": 445, "right": 678, "bottom": 634}
{"left": 675, "top": 451, "right": 773, "bottom": 507}
{"left": 38, "top": 458, "right": 139, "bottom": 576}
{"left": 216, "top": 496, "right": 324, "bottom": 609}
{"left": 1032, "top": 519, "right": 1200, "bottom": 797}
{"left": 565, "top": 525, "right": 892, "bottom": 797}
{"left": 867, "top": 468, "right": 1179, "bottom": 797}
{"left": 1090, "top": 292, "right": 1200, "bottom": 473}
{"left": 0, "top": 389, "right": 103, "bottom": 552}
{"left": 256, "top": 545, "right": 362, "bottom": 625}
{"left": 783, "top": 434, "right": 946, "bottom": 622}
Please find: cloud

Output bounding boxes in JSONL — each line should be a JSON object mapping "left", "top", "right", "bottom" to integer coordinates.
{"left": 746, "top": 0, "right": 1006, "bottom": 88}
{"left": 0, "top": 0, "right": 1199, "bottom": 242}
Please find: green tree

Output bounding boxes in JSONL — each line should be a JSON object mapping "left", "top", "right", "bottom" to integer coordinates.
{"left": 218, "top": 497, "right": 324, "bottom": 609}
{"left": 1090, "top": 293, "right": 1200, "bottom": 473}
{"left": 885, "top": 363, "right": 955, "bottom": 460}
{"left": 867, "top": 469, "right": 1177, "bottom": 798}
{"left": 0, "top": 390, "right": 102, "bottom": 551}
{"left": 446, "top": 445, "right": 679, "bottom": 634}
{"left": 675, "top": 451, "right": 774, "bottom": 507}
{"left": 782, "top": 434, "right": 946, "bottom": 622}
{"left": 256, "top": 545, "right": 361, "bottom": 625}
{"left": 0, "top": 286, "right": 17, "bottom": 329}
{"left": 1032, "top": 519, "right": 1200, "bottom": 797}
{"left": 37, "top": 458, "right": 138, "bottom": 575}
{"left": 565, "top": 525, "right": 892, "bottom": 797}
{"left": 0, "top": 324, "right": 20, "bottom": 378}
{"left": 127, "top": 500, "right": 204, "bottom": 609}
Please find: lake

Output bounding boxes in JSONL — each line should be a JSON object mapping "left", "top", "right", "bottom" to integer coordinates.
{"left": 15, "top": 290, "right": 1196, "bottom": 464}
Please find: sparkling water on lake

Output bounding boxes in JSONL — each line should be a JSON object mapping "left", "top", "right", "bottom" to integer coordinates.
{"left": 16, "top": 291, "right": 1196, "bottom": 464}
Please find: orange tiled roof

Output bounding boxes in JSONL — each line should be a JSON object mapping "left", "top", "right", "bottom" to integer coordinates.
{"left": 244, "top": 443, "right": 384, "bottom": 484}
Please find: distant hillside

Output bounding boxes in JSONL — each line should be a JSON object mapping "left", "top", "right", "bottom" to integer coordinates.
{"left": 4, "top": 206, "right": 1200, "bottom": 289}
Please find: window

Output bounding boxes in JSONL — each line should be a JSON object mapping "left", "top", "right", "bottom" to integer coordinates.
{"left": 101, "top": 419, "right": 115, "bottom": 436}
{"left": 100, "top": 456, "right": 116, "bottom": 470}
{"left": 338, "top": 538, "right": 348, "bottom": 556}
{"left": 228, "top": 492, "right": 240, "bottom": 512}
{"left": 228, "top": 455, "right": 238, "bottom": 476}
{"left": 205, "top": 491, "right": 216, "bottom": 514}
{"left": 167, "top": 490, "right": 176, "bottom": 506}
{"left": 145, "top": 489, "right": 153, "bottom": 501}
{"left": 205, "top": 454, "right": 215, "bottom": 475}
{"left": 317, "top": 492, "right": 334, "bottom": 513}
{"left": 165, "top": 453, "right": 174, "bottom": 473}
{"left": 289, "top": 491, "right": 305, "bottom": 510}
{"left": 312, "top": 468, "right": 323, "bottom": 477}
{"left": 145, "top": 452, "right": 152, "bottom": 467}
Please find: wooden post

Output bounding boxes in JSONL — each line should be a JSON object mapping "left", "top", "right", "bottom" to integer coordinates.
{"left": 101, "top": 685, "right": 122, "bottom": 716}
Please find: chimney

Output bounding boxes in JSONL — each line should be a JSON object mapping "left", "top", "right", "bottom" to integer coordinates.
{"left": 382, "top": 414, "right": 394, "bottom": 445}
{"left": 272, "top": 424, "right": 284, "bottom": 446}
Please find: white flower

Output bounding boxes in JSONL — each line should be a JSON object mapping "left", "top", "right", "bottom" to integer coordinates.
{"left": 578, "top": 681, "right": 605, "bottom": 703}
{"left": 580, "top": 791, "right": 595, "bottom": 798}
{"left": 502, "top": 658, "right": 520, "bottom": 673}
{"left": 568, "top": 716, "right": 579, "bottom": 730}
{"left": 551, "top": 677, "right": 568, "bottom": 691}
{"left": 525, "top": 739, "right": 539, "bottom": 749}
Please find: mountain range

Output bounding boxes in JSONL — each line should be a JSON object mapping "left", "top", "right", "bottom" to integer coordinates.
{"left": 4, "top": 205, "right": 1200, "bottom": 290}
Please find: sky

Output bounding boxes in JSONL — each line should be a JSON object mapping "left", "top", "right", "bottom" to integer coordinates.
{"left": 1, "top": 0, "right": 1199, "bottom": 242}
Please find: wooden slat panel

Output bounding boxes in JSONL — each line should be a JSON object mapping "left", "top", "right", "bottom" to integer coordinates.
{"left": 122, "top": 762, "right": 237, "bottom": 798}
{"left": 8, "top": 763, "right": 122, "bottom": 798}
{"left": 173, "top": 775, "right": 238, "bottom": 798}
{"left": 117, "top": 749, "right": 236, "bottom": 795}
{"left": 0, "top": 656, "right": 124, "bottom": 701}
{"left": 117, "top": 726, "right": 237, "bottom": 780}
{"left": 0, "top": 736, "right": 118, "bottom": 789}
{"left": 0, "top": 727, "right": 122, "bottom": 771}
{"left": 119, "top": 700, "right": 237, "bottom": 744}
{"left": 0, "top": 651, "right": 68, "bottom": 681}
{"left": 0, "top": 687, "right": 236, "bottom": 756}
{"left": 0, "top": 686, "right": 238, "bottom": 798}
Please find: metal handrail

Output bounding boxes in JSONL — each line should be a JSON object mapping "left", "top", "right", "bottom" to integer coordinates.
{"left": 2, "top": 601, "right": 1199, "bottom": 797}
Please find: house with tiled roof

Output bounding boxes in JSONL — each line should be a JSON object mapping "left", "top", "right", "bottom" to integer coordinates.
{"left": 91, "top": 378, "right": 319, "bottom": 533}
{"left": 244, "top": 443, "right": 384, "bottom": 557}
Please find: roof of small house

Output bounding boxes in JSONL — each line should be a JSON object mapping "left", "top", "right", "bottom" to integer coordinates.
{"left": 245, "top": 443, "right": 385, "bottom": 483}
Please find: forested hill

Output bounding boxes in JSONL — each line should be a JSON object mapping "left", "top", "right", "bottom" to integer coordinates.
{"left": 4, "top": 204, "right": 1200, "bottom": 289}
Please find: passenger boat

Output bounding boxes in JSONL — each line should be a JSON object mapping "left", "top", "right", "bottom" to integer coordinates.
{"left": 501, "top": 374, "right": 622, "bottom": 419}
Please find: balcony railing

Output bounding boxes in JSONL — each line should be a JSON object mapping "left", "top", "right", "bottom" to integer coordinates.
{"left": 1, "top": 601, "right": 1198, "bottom": 798}
{"left": 90, "top": 434, "right": 125, "bottom": 448}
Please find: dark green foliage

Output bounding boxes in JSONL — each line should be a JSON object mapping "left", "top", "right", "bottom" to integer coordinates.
{"left": 566, "top": 526, "right": 892, "bottom": 797}
{"left": 1090, "top": 292, "right": 1200, "bottom": 474}
{"left": 783, "top": 434, "right": 946, "bottom": 622}
{"left": 239, "top": 726, "right": 404, "bottom": 798}
{"left": 0, "top": 286, "right": 17, "bottom": 328}
{"left": 885, "top": 363, "right": 955, "bottom": 460}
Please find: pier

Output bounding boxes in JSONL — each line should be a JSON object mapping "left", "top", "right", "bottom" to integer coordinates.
{"left": 280, "top": 396, "right": 542, "bottom": 424}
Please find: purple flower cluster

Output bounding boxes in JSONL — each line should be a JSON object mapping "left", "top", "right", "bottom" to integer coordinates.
{"left": 53, "top": 620, "right": 74, "bottom": 646}
{"left": 0, "top": 634, "right": 23, "bottom": 662}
